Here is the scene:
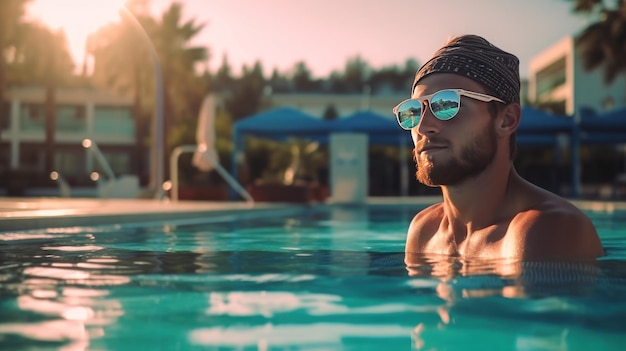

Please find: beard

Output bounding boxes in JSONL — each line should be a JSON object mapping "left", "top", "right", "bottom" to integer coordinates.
{"left": 414, "top": 125, "right": 497, "bottom": 186}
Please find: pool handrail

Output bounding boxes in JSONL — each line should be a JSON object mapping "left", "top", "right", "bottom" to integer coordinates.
{"left": 169, "top": 144, "right": 254, "bottom": 203}
{"left": 82, "top": 139, "right": 116, "bottom": 181}
{"left": 49, "top": 171, "right": 71, "bottom": 197}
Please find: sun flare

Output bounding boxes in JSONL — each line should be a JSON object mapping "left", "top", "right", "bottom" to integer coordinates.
{"left": 26, "top": 0, "right": 130, "bottom": 71}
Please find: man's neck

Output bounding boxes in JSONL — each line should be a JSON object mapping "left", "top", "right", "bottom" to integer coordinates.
{"left": 440, "top": 163, "right": 515, "bottom": 232}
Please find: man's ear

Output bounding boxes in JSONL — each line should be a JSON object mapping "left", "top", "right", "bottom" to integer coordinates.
{"left": 497, "top": 103, "right": 521, "bottom": 136}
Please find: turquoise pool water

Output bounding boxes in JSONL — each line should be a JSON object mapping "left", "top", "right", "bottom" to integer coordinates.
{"left": 1, "top": 204, "right": 626, "bottom": 350}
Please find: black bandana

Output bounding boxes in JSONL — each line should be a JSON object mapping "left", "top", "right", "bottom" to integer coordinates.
{"left": 412, "top": 35, "right": 520, "bottom": 103}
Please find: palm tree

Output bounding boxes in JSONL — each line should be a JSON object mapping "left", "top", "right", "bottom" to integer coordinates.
{"left": 0, "top": 0, "right": 32, "bottom": 168}
{"left": 89, "top": 9, "right": 155, "bottom": 179}
{"left": 151, "top": 2, "right": 208, "bottom": 177}
{"left": 90, "top": 1, "right": 208, "bottom": 185}
{"left": 11, "top": 22, "right": 74, "bottom": 173}
{"left": 41, "top": 27, "right": 73, "bottom": 173}
{"left": 571, "top": 0, "right": 626, "bottom": 83}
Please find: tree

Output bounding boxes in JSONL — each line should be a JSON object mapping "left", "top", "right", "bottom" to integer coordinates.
{"left": 215, "top": 54, "right": 234, "bottom": 91}
{"left": 0, "top": 0, "right": 32, "bottom": 168}
{"left": 324, "top": 56, "right": 370, "bottom": 94}
{"left": 225, "top": 61, "right": 266, "bottom": 121}
{"left": 10, "top": 22, "right": 74, "bottom": 173}
{"left": 344, "top": 55, "right": 370, "bottom": 93}
{"left": 569, "top": 0, "right": 626, "bottom": 83}
{"left": 401, "top": 58, "right": 420, "bottom": 88}
{"left": 369, "top": 64, "right": 401, "bottom": 94}
{"left": 90, "top": 1, "right": 208, "bottom": 184}
{"left": 89, "top": 9, "right": 155, "bottom": 180}
{"left": 327, "top": 71, "right": 348, "bottom": 93}
{"left": 37, "top": 26, "right": 74, "bottom": 173}
{"left": 268, "top": 68, "right": 291, "bottom": 93}
{"left": 11, "top": 23, "right": 73, "bottom": 84}
{"left": 151, "top": 1, "right": 208, "bottom": 178}
{"left": 292, "top": 61, "right": 318, "bottom": 92}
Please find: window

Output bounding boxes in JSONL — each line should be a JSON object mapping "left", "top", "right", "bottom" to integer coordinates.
{"left": 535, "top": 57, "right": 567, "bottom": 97}
{"left": 94, "top": 106, "right": 134, "bottom": 137}
{"left": 97, "top": 150, "right": 131, "bottom": 175}
{"left": 20, "top": 104, "right": 45, "bottom": 132}
{"left": 57, "top": 105, "right": 86, "bottom": 132}
{"left": 1, "top": 103, "right": 10, "bottom": 131}
{"left": 54, "top": 150, "right": 83, "bottom": 176}
{"left": 20, "top": 146, "right": 44, "bottom": 170}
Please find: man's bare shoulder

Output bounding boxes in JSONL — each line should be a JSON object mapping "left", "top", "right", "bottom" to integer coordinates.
{"left": 406, "top": 203, "right": 444, "bottom": 251}
{"left": 408, "top": 203, "right": 444, "bottom": 228}
{"left": 510, "top": 197, "right": 603, "bottom": 260}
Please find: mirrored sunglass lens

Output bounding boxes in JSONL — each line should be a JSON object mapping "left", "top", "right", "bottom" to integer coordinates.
{"left": 430, "top": 90, "right": 460, "bottom": 120}
{"left": 397, "top": 100, "right": 422, "bottom": 129}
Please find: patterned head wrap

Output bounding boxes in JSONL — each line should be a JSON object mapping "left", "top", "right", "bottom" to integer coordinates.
{"left": 413, "top": 35, "right": 520, "bottom": 103}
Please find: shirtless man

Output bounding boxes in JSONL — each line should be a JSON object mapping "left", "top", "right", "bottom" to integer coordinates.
{"left": 394, "top": 35, "right": 603, "bottom": 261}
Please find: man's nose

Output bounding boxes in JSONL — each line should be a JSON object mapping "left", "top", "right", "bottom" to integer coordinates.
{"left": 416, "top": 103, "right": 440, "bottom": 135}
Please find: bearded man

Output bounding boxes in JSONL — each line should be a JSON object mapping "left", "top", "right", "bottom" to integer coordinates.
{"left": 394, "top": 35, "right": 602, "bottom": 261}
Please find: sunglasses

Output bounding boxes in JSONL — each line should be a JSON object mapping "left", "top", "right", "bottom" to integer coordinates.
{"left": 392, "top": 89, "right": 505, "bottom": 130}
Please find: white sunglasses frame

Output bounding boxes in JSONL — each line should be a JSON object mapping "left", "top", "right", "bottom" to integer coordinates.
{"left": 392, "top": 88, "right": 505, "bottom": 130}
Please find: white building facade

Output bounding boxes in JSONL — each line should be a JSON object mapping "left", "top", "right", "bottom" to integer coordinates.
{"left": 528, "top": 36, "right": 626, "bottom": 116}
{"left": 1, "top": 87, "right": 138, "bottom": 182}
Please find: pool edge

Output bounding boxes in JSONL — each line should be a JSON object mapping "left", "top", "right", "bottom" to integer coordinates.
{"left": 2, "top": 196, "right": 625, "bottom": 232}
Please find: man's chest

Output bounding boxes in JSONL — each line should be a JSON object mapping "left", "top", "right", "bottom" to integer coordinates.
{"left": 424, "top": 225, "right": 513, "bottom": 258}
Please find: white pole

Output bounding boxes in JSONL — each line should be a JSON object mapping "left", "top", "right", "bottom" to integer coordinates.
{"left": 119, "top": 6, "right": 164, "bottom": 199}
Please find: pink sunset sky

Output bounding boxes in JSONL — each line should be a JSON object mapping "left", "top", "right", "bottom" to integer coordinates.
{"left": 27, "top": 0, "right": 590, "bottom": 79}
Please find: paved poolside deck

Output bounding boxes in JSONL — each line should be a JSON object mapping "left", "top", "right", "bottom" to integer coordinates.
{"left": 0, "top": 197, "right": 296, "bottom": 232}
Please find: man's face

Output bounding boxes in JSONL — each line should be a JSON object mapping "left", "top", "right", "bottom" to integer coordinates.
{"left": 414, "top": 121, "right": 497, "bottom": 186}
{"left": 410, "top": 74, "right": 498, "bottom": 187}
